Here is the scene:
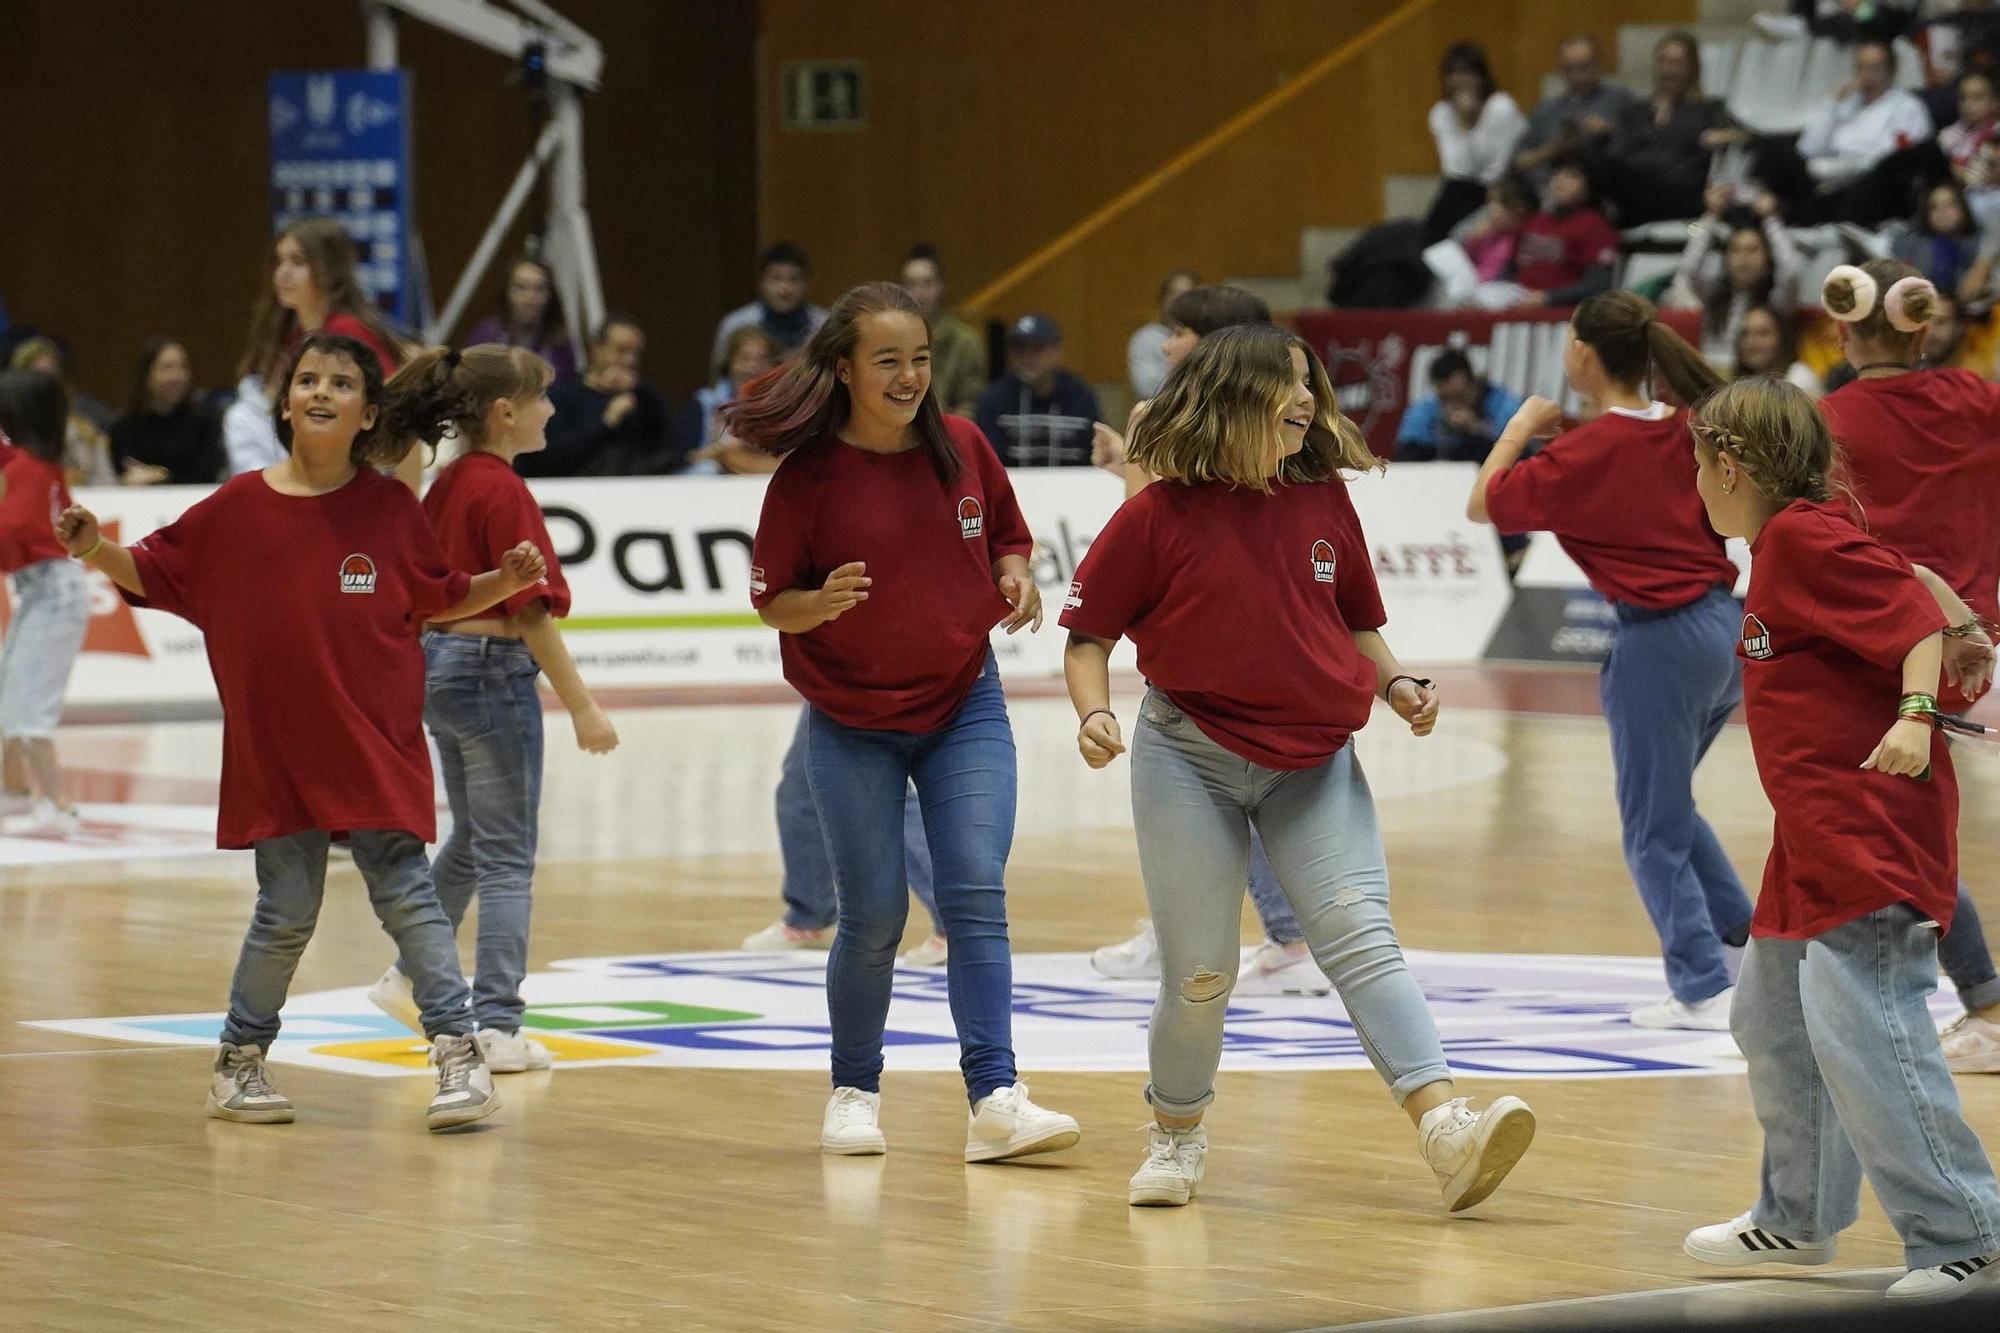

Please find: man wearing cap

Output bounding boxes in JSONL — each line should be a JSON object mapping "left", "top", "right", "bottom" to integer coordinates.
{"left": 972, "top": 314, "right": 1103, "bottom": 467}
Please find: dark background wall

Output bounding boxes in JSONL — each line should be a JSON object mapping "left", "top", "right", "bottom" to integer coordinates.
{"left": 0, "top": 0, "right": 757, "bottom": 405}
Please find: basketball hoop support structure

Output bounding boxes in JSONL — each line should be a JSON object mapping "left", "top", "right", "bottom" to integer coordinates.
{"left": 361, "top": 0, "right": 605, "bottom": 347}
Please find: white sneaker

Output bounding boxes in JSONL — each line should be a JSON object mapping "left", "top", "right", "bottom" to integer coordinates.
{"left": 1630, "top": 986, "right": 1736, "bottom": 1032}
{"left": 1940, "top": 1011, "right": 2000, "bottom": 1074}
{"left": 965, "top": 1082, "right": 1082, "bottom": 1163}
{"left": 821, "top": 1086, "right": 886, "bottom": 1155}
{"left": 1751, "top": 12, "right": 1809, "bottom": 41}
{"left": 427, "top": 1033, "right": 499, "bottom": 1131}
{"left": 1684, "top": 1210, "right": 1838, "bottom": 1267}
{"left": 206, "top": 1043, "right": 295, "bottom": 1124}
{"left": 1885, "top": 1252, "right": 1999, "bottom": 1300}
{"left": 742, "top": 919, "right": 831, "bottom": 951}
{"left": 898, "top": 933, "right": 948, "bottom": 968}
{"left": 0, "top": 790, "right": 32, "bottom": 818}
{"left": 1, "top": 801, "right": 80, "bottom": 838}
{"left": 1128, "top": 1123, "right": 1208, "bottom": 1206}
{"left": 476, "top": 1027, "right": 552, "bottom": 1073}
{"left": 1418, "top": 1094, "right": 1536, "bottom": 1212}
{"left": 1091, "top": 920, "right": 1160, "bottom": 980}
{"left": 1233, "top": 940, "right": 1331, "bottom": 997}
{"left": 365, "top": 965, "right": 424, "bottom": 1036}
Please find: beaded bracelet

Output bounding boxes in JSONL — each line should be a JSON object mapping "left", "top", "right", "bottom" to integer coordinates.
{"left": 1944, "top": 616, "right": 2000, "bottom": 640}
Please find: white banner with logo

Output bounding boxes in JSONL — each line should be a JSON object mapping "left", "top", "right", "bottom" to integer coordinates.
{"left": 31, "top": 466, "right": 1511, "bottom": 706}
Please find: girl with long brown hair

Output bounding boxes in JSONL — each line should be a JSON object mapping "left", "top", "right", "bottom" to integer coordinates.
{"left": 1468, "top": 291, "right": 1753, "bottom": 1033}
{"left": 1063, "top": 324, "right": 1534, "bottom": 1211}
{"left": 55, "top": 332, "right": 546, "bottom": 1132}
{"left": 732, "top": 281, "right": 1079, "bottom": 1163}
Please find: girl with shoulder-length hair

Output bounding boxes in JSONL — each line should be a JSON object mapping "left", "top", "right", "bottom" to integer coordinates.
{"left": 1063, "top": 324, "right": 1535, "bottom": 1210}
{"left": 55, "top": 330, "right": 550, "bottom": 1134}
{"left": 1812, "top": 258, "right": 2000, "bottom": 1070}
{"left": 463, "top": 256, "right": 579, "bottom": 381}
{"left": 734, "top": 281, "right": 1080, "bottom": 1163}
{"left": 1426, "top": 41, "right": 1527, "bottom": 237}
{"left": 1469, "top": 291, "right": 1753, "bottom": 1035}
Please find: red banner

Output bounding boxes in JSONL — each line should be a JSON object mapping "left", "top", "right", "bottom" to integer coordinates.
{"left": 1293, "top": 307, "right": 1703, "bottom": 459}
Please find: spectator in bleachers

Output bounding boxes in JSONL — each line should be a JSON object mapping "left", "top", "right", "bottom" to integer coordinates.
{"left": 7, "top": 337, "right": 113, "bottom": 486}
{"left": 108, "top": 338, "right": 224, "bottom": 486}
{"left": 1425, "top": 174, "right": 1535, "bottom": 307}
{"left": 1942, "top": 69, "right": 2000, "bottom": 225}
{"left": 222, "top": 372, "right": 281, "bottom": 477}
{"left": 1393, "top": 349, "right": 1524, "bottom": 463}
{"left": 1511, "top": 34, "right": 1639, "bottom": 193}
{"left": 525, "top": 312, "right": 682, "bottom": 477}
{"left": 1732, "top": 303, "right": 1823, "bottom": 396}
{"left": 1752, "top": 39, "right": 1934, "bottom": 223}
{"left": 973, "top": 314, "right": 1101, "bottom": 467}
{"left": 1592, "top": 32, "right": 1743, "bottom": 226}
{"left": 1754, "top": 0, "right": 1917, "bottom": 45}
{"left": 1891, "top": 180, "right": 1997, "bottom": 301}
{"left": 1474, "top": 157, "right": 1620, "bottom": 310}
{"left": 1918, "top": 287, "right": 1979, "bottom": 367}
{"left": 1425, "top": 42, "right": 1527, "bottom": 238}
{"left": 463, "top": 255, "right": 579, "bottom": 381}
{"left": 711, "top": 241, "right": 827, "bottom": 368}
{"left": 681, "top": 326, "right": 780, "bottom": 474}
{"left": 1665, "top": 183, "right": 1803, "bottom": 366}
{"left": 1126, "top": 269, "right": 1200, "bottom": 400}
{"left": 1923, "top": 1, "right": 2000, "bottom": 113}
{"left": 900, "top": 244, "right": 988, "bottom": 415}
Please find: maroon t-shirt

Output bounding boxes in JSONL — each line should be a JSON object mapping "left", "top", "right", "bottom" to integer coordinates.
{"left": 125, "top": 468, "right": 471, "bottom": 848}
{"left": 1740, "top": 500, "right": 1955, "bottom": 938}
{"left": 0, "top": 450, "right": 71, "bottom": 573}
{"left": 750, "top": 416, "right": 1032, "bottom": 733}
{"left": 1512, "top": 207, "right": 1621, "bottom": 292}
{"left": 423, "top": 451, "right": 571, "bottom": 621}
{"left": 1485, "top": 406, "right": 1738, "bottom": 609}
{"left": 1060, "top": 477, "right": 1387, "bottom": 770}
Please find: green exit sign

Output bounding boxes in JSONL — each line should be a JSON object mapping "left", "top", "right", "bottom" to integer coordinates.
{"left": 782, "top": 61, "right": 866, "bottom": 131}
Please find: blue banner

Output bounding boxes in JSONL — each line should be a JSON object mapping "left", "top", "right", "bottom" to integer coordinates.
{"left": 267, "top": 70, "right": 415, "bottom": 323}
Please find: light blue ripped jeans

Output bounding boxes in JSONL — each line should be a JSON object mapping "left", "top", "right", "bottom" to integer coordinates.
{"left": 1130, "top": 687, "right": 1451, "bottom": 1116}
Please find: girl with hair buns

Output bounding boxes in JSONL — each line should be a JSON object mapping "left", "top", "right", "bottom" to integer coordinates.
{"left": 54, "top": 332, "right": 546, "bottom": 1133}
{"left": 734, "top": 281, "right": 1081, "bottom": 1163}
{"left": 362, "top": 345, "right": 619, "bottom": 1075}
{"left": 1063, "top": 324, "right": 1535, "bottom": 1211}
{"left": 1681, "top": 374, "right": 2000, "bottom": 1303}
{"left": 1467, "top": 292, "right": 1754, "bottom": 1033}
{"left": 1817, "top": 257, "right": 2000, "bottom": 1072}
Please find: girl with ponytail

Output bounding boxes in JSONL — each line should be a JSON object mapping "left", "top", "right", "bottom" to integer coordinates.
{"left": 361, "top": 346, "right": 620, "bottom": 1076}
{"left": 1817, "top": 258, "right": 2000, "bottom": 1070}
{"left": 1467, "top": 291, "right": 1754, "bottom": 1033}
{"left": 51, "top": 332, "right": 548, "bottom": 1133}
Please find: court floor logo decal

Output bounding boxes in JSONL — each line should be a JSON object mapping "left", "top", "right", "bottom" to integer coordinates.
{"left": 32, "top": 949, "right": 1952, "bottom": 1081}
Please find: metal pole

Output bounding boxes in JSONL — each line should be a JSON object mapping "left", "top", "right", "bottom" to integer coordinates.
{"left": 364, "top": 0, "right": 399, "bottom": 69}
{"left": 425, "top": 118, "right": 563, "bottom": 343}
{"left": 546, "top": 83, "right": 604, "bottom": 343}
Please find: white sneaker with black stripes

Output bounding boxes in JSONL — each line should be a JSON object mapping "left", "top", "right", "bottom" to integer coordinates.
{"left": 1885, "top": 1251, "right": 2000, "bottom": 1301}
{"left": 1683, "top": 1211, "right": 1837, "bottom": 1267}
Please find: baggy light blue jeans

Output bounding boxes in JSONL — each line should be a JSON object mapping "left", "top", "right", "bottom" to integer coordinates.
{"left": 1734, "top": 906, "right": 2000, "bottom": 1269}
{"left": 1130, "top": 688, "right": 1451, "bottom": 1116}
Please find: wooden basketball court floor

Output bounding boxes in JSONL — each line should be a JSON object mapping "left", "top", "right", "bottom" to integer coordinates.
{"left": 4, "top": 665, "right": 1998, "bottom": 1331}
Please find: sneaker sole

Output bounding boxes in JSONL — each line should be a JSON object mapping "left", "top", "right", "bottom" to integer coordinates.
{"left": 205, "top": 1095, "right": 295, "bottom": 1124}
{"left": 820, "top": 1135, "right": 887, "bottom": 1156}
{"left": 1233, "top": 974, "right": 1332, "bottom": 998}
{"left": 1629, "top": 1008, "right": 1733, "bottom": 1032}
{"left": 1128, "top": 1183, "right": 1196, "bottom": 1206}
{"left": 1444, "top": 1099, "right": 1536, "bottom": 1213}
{"left": 965, "top": 1123, "right": 1082, "bottom": 1164}
{"left": 365, "top": 984, "right": 425, "bottom": 1038}
{"left": 1945, "top": 1052, "right": 2000, "bottom": 1074}
{"left": 1884, "top": 1263, "right": 2000, "bottom": 1301}
{"left": 1089, "top": 959, "right": 1161, "bottom": 981}
{"left": 427, "top": 1094, "right": 501, "bottom": 1132}
{"left": 1683, "top": 1236, "right": 1837, "bottom": 1268}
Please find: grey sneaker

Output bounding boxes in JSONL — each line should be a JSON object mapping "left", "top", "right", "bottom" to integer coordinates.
{"left": 206, "top": 1042, "right": 295, "bottom": 1123}
{"left": 427, "top": 1033, "right": 500, "bottom": 1131}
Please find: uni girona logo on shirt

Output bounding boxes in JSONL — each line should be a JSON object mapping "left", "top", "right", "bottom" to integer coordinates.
{"left": 1310, "top": 539, "right": 1337, "bottom": 583}
{"left": 339, "top": 553, "right": 378, "bottom": 595}
{"left": 749, "top": 565, "right": 767, "bottom": 597}
{"left": 1742, "top": 613, "right": 1773, "bottom": 660}
{"left": 957, "top": 497, "right": 984, "bottom": 540}
{"left": 1063, "top": 580, "right": 1083, "bottom": 612}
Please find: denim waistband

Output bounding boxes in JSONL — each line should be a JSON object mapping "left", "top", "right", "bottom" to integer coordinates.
{"left": 421, "top": 628, "right": 535, "bottom": 660}
{"left": 1610, "top": 582, "right": 1734, "bottom": 625}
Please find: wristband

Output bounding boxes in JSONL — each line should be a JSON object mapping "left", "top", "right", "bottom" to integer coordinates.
{"left": 1078, "top": 708, "right": 1115, "bottom": 730}
{"left": 74, "top": 536, "right": 103, "bottom": 562}
{"left": 1384, "top": 675, "right": 1432, "bottom": 702}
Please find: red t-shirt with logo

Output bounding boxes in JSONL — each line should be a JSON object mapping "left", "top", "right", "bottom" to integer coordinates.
{"left": 1820, "top": 368, "right": 2000, "bottom": 709}
{"left": 0, "top": 449, "right": 72, "bottom": 573}
{"left": 1739, "top": 499, "right": 1955, "bottom": 938}
{"left": 422, "top": 451, "right": 571, "bottom": 621}
{"left": 1059, "top": 477, "right": 1387, "bottom": 770}
{"left": 1511, "top": 207, "right": 1621, "bottom": 292}
{"left": 1485, "top": 406, "right": 1738, "bottom": 609}
{"left": 750, "top": 416, "right": 1032, "bottom": 733}
{"left": 124, "top": 468, "right": 471, "bottom": 848}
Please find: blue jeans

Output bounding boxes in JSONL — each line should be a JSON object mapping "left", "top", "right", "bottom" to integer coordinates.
{"left": 1602, "top": 588, "right": 1755, "bottom": 1004}
{"left": 1941, "top": 885, "right": 2000, "bottom": 1013}
{"left": 1247, "top": 830, "right": 1304, "bottom": 945}
{"left": 1130, "top": 688, "right": 1451, "bottom": 1115}
{"left": 224, "top": 828, "right": 474, "bottom": 1048}
{"left": 777, "top": 706, "right": 938, "bottom": 933}
{"left": 805, "top": 653, "right": 1016, "bottom": 1102}
{"left": 417, "top": 632, "right": 544, "bottom": 1032}
{"left": 1735, "top": 907, "right": 2000, "bottom": 1268}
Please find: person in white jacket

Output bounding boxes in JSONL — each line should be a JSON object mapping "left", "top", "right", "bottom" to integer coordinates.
{"left": 221, "top": 375, "right": 283, "bottom": 476}
{"left": 1753, "top": 39, "right": 1933, "bottom": 223}
{"left": 1424, "top": 43, "right": 1527, "bottom": 238}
